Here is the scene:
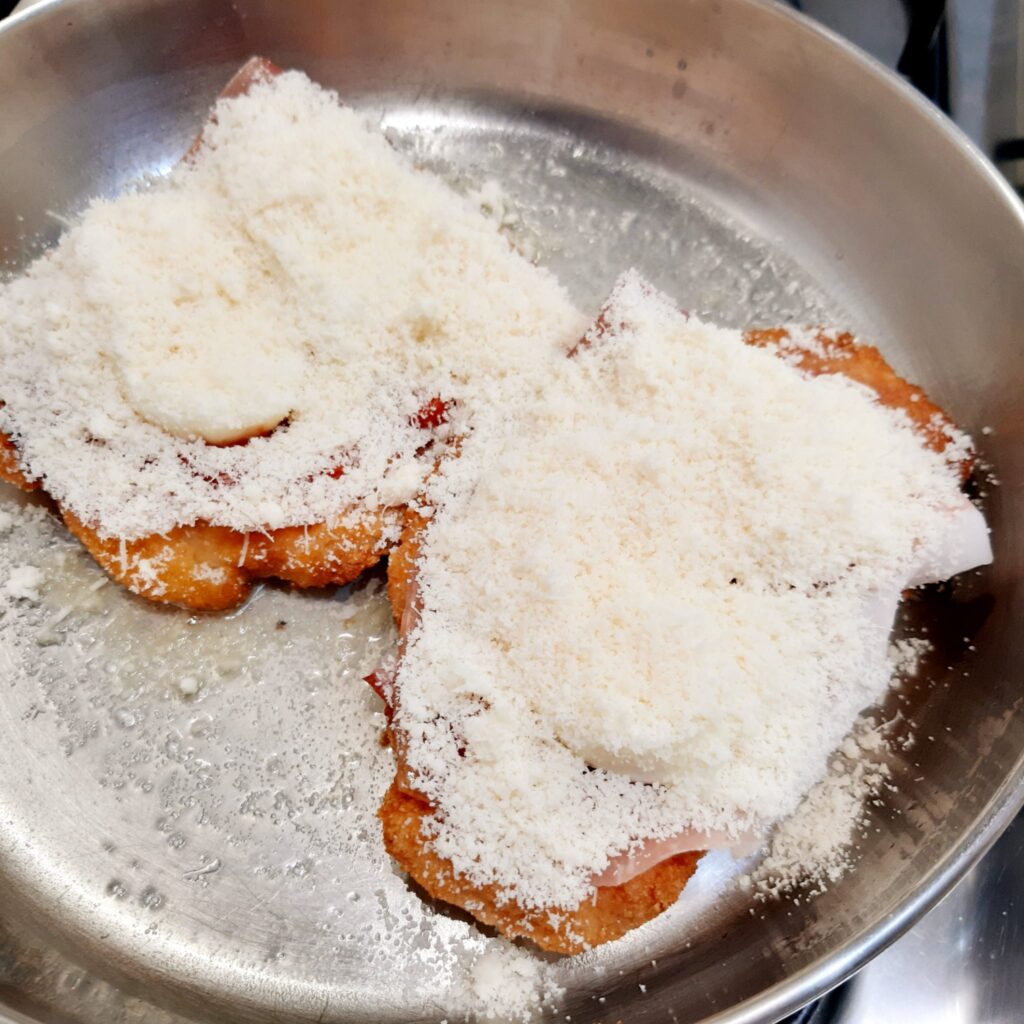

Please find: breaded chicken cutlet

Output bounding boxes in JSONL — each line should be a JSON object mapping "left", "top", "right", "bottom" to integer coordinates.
{"left": 0, "top": 59, "right": 451, "bottom": 611}
{"left": 373, "top": 303, "right": 978, "bottom": 956}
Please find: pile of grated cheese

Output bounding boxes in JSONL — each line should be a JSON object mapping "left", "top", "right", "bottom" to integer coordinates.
{"left": 0, "top": 71, "right": 582, "bottom": 539}
{"left": 393, "top": 271, "right": 990, "bottom": 911}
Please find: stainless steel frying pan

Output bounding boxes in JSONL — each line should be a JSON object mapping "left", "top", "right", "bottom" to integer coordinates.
{"left": 0, "top": 1, "right": 1022, "bottom": 1022}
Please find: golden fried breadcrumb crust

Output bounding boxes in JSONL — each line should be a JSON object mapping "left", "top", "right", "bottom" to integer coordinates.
{"left": 61, "top": 509, "right": 391, "bottom": 612}
{"left": 386, "top": 509, "right": 428, "bottom": 627}
{"left": 745, "top": 328, "right": 972, "bottom": 476}
{"left": 62, "top": 511, "right": 251, "bottom": 611}
{"left": 243, "top": 515, "right": 392, "bottom": 589}
{"left": 0, "top": 434, "right": 38, "bottom": 492}
{"left": 379, "top": 781, "right": 702, "bottom": 956}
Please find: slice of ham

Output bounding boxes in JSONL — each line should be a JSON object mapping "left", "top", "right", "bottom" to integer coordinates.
{"left": 413, "top": 397, "right": 454, "bottom": 430}
{"left": 593, "top": 827, "right": 762, "bottom": 889}
{"left": 905, "top": 498, "right": 992, "bottom": 589}
{"left": 864, "top": 498, "right": 992, "bottom": 658}
{"left": 364, "top": 666, "right": 396, "bottom": 708}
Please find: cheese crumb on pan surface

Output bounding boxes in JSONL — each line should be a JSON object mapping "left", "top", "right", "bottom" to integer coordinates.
{"left": 0, "top": 70, "right": 581, "bottom": 539}
{"left": 391, "top": 271, "right": 991, "bottom": 912}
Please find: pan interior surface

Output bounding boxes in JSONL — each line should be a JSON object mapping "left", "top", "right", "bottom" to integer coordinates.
{"left": 0, "top": 2, "right": 1021, "bottom": 1023}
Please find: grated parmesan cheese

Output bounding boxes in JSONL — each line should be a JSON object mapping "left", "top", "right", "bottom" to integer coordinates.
{"left": 0, "top": 71, "right": 582, "bottom": 539}
{"left": 3, "top": 565, "right": 45, "bottom": 604}
{"left": 751, "top": 718, "right": 894, "bottom": 897}
{"left": 888, "top": 637, "right": 931, "bottom": 679}
{"left": 392, "top": 271, "right": 990, "bottom": 911}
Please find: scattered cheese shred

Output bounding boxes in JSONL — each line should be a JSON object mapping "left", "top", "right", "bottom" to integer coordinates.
{"left": 2, "top": 564, "right": 45, "bottom": 604}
